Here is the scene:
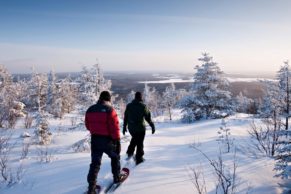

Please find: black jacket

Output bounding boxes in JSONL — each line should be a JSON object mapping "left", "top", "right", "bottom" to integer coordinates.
{"left": 123, "top": 99, "right": 155, "bottom": 133}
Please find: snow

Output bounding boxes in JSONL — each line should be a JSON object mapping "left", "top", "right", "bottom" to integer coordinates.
{"left": 0, "top": 113, "right": 283, "bottom": 194}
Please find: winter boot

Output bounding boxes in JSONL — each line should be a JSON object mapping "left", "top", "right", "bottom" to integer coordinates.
{"left": 135, "top": 157, "right": 145, "bottom": 165}
{"left": 113, "top": 174, "right": 122, "bottom": 183}
{"left": 125, "top": 153, "right": 134, "bottom": 161}
{"left": 87, "top": 184, "right": 97, "bottom": 194}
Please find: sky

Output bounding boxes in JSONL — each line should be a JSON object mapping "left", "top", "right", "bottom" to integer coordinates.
{"left": 0, "top": 0, "right": 291, "bottom": 74}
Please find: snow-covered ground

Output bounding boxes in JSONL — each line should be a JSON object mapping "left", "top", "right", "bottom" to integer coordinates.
{"left": 0, "top": 113, "right": 284, "bottom": 194}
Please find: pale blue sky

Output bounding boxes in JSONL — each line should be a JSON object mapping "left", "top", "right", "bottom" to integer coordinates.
{"left": 1, "top": 0, "right": 291, "bottom": 73}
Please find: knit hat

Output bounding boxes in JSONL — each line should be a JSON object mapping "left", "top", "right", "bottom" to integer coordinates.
{"left": 99, "top": 91, "right": 111, "bottom": 101}
{"left": 135, "top": 92, "right": 143, "bottom": 101}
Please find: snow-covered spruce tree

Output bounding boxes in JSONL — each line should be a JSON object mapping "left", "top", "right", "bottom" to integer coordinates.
{"left": 274, "top": 129, "right": 291, "bottom": 179}
{"left": 51, "top": 77, "right": 76, "bottom": 118}
{"left": 46, "top": 70, "right": 57, "bottom": 114}
{"left": 259, "top": 80, "right": 282, "bottom": 118}
{"left": 126, "top": 90, "right": 135, "bottom": 104}
{"left": 0, "top": 64, "right": 12, "bottom": 89}
{"left": 162, "top": 83, "right": 177, "bottom": 120}
{"left": 115, "top": 98, "right": 126, "bottom": 120}
{"left": 235, "top": 92, "right": 254, "bottom": 113}
{"left": 34, "top": 113, "right": 52, "bottom": 145}
{"left": 180, "top": 53, "right": 233, "bottom": 122}
{"left": 77, "top": 64, "right": 112, "bottom": 107}
{"left": 0, "top": 65, "right": 12, "bottom": 127}
{"left": 0, "top": 65, "right": 26, "bottom": 128}
{"left": 277, "top": 61, "right": 291, "bottom": 130}
{"left": 273, "top": 62, "right": 291, "bottom": 178}
{"left": 24, "top": 71, "right": 48, "bottom": 112}
{"left": 143, "top": 83, "right": 161, "bottom": 116}
{"left": 7, "top": 101, "right": 26, "bottom": 128}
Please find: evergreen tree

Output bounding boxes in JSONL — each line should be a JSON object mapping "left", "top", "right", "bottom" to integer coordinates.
{"left": 143, "top": 83, "right": 160, "bottom": 116}
{"left": 126, "top": 90, "right": 135, "bottom": 104}
{"left": 46, "top": 70, "right": 57, "bottom": 114}
{"left": 180, "top": 53, "right": 233, "bottom": 122}
{"left": 273, "top": 61, "right": 291, "bottom": 179}
{"left": 162, "top": 83, "right": 177, "bottom": 120}
{"left": 259, "top": 80, "right": 282, "bottom": 118}
{"left": 115, "top": 98, "right": 126, "bottom": 120}
{"left": 78, "top": 64, "right": 112, "bottom": 107}
{"left": 274, "top": 129, "right": 291, "bottom": 179}
{"left": 24, "top": 70, "right": 48, "bottom": 112}
{"left": 0, "top": 65, "right": 25, "bottom": 128}
{"left": 34, "top": 113, "right": 52, "bottom": 145}
{"left": 51, "top": 77, "right": 76, "bottom": 118}
{"left": 235, "top": 92, "right": 254, "bottom": 113}
{"left": 0, "top": 64, "right": 12, "bottom": 90}
{"left": 277, "top": 61, "right": 291, "bottom": 130}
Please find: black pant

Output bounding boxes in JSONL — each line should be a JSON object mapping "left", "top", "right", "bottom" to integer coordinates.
{"left": 87, "top": 135, "right": 120, "bottom": 186}
{"left": 126, "top": 130, "right": 146, "bottom": 161}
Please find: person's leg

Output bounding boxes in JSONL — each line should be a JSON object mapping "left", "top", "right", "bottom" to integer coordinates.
{"left": 87, "top": 136, "right": 103, "bottom": 191}
{"left": 105, "top": 140, "right": 121, "bottom": 183}
{"left": 126, "top": 133, "right": 137, "bottom": 156}
{"left": 135, "top": 131, "right": 146, "bottom": 164}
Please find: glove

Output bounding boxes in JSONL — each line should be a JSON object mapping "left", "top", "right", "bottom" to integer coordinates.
{"left": 123, "top": 126, "right": 127, "bottom": 135}
{"left": 112, "top": 139, "right": 121, "bottom": 154}
{"left": 151, "top": 125, "right": 155, "bottom": 134}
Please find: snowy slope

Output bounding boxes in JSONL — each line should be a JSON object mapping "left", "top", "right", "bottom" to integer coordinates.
{"left": 1, "top": 114, "right": 282, "bottom": 194}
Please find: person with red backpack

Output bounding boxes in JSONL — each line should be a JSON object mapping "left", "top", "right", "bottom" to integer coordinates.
{"left": 85, "top": 91, "right": 121, "bottom": 194}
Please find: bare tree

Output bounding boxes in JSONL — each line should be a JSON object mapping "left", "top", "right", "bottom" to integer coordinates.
{"left": 249, "top": 116, "right": 281, "bottom": 157}
{"left": 191, "top": 145, "right": 238, "bottom": 194}
{"left": 188, "top": 165, "right": 207, "bottom": 194}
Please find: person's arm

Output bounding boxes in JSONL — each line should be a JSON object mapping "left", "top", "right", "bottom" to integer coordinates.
{"left": 85, "top": 111, "right": 90, "bottom": 131}
{"left": 107, "top": 108, "right": 121, "bottom": 154}
{"left": 144, "top": 106, "right": 155, "bottom": 134}
{"left": 107, "top": 108, "right": 121, "bottom": 140}
{"left": 123, "top": 106, "right": 128, "bottom": 135}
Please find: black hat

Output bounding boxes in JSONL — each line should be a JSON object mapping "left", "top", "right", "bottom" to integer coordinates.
{"left": 99, "top": 91, "right": 111, "bottom": 101}
{"left": 135, "top": 92, "right": 142, "bottom": 101}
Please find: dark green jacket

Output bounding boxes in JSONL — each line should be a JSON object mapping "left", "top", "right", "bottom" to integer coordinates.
{"left": 123, "top": 99, "right": 155, "bottom": 133}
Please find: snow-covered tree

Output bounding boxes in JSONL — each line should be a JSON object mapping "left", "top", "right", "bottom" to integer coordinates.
{"left": 51, "top": 77, "right": 76, "bottom": 118}
{"left": 277, "top": 61, "right": 291, "bottom": 130}
{"left": 115, "top": 98, "right": 126, "bottom": 120}
{"left": 78, "top": 64, "right": 112, "bottom": 107}
{"left": 126, "top": 90, "right": 135, "bottom": 104}
{"left": 274, "top": 128, "right": 291, "bottom": 179}
{"left": 143, "top": 83, "right": 161, "bottom": 116}
{"left": 34, "top": 113, "right": 52, "bottom": 145}
{"left": 259, "top": 80, "right": 282, "bottom": 118}
{"left": 46, "top": 70, "right": 57, "bottom": 114}
{"left": 0, "top": 65, "right": 26, "bottom": 128}
{"left": 180, "top": 53, "right": 233, "bottom": 122}
{"left": 217, "top": 119, "right": 233, "bottom": 153}
{"left": 162, "top": 83, "right": 177, "bottom": 120}
{"left": 0, "top": 65, "right": 12, "bottom": 89}
{"left": 7, "top": 101, "right": 26, "bottom": 128}
{"left": 24, "top": 71, "right": 48, "bottom": 112}
{"left": 235, "top": 92, "right": 254, "bottom": 113}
